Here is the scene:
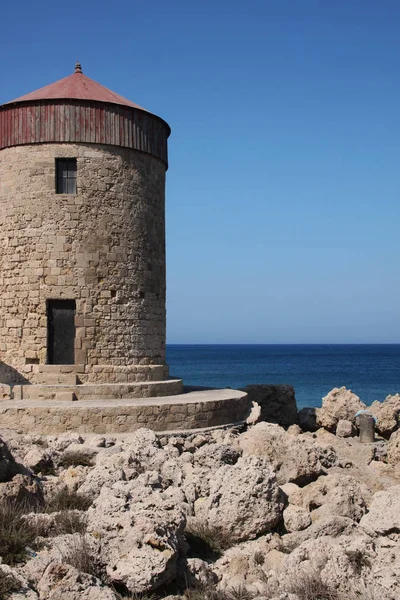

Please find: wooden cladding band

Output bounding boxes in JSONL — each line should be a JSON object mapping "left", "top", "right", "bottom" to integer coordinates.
{"left": 0, "top": 100, "right": 169, "bottom": 166}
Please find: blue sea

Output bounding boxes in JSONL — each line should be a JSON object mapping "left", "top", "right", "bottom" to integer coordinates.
{"left": 166, "top": 344, "right": 400, "bottom": 410}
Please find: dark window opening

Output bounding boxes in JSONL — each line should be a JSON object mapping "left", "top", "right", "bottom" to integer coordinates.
{"left": 56, "top": 158, "right": 77, "bottom": 194}
{"left": 47, "top": 300, "right": 76, "bottom": 364}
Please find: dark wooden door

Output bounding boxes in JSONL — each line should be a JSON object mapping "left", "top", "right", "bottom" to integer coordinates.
{"left": 47, "top": 300, "right": 76, "bottom": 364}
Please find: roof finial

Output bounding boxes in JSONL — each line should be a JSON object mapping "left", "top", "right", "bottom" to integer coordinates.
{"left": 75, "top": 61, "right": 82, "bottom": 74}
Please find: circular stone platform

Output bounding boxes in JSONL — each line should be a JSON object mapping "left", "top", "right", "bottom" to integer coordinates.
{"left": 0, "top": 389, "right": 250, "bottom": 434}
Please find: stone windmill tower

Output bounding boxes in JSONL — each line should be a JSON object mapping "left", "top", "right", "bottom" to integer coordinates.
{"left": 0, "top": 63, "right": 182, "bottom": 400}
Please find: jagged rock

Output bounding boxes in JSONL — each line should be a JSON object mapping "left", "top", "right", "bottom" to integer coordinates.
{"left": 183, "top": 558, "right": 217, "bottom": 587}
{"left": 336, "top": 419, "right": 355, "bottom": 438}
{"left": 246, "top": 401, "right": 262, "bottom": 425}
{"left": 387, "top": 430, "right": 400, "bottom": 464}
{"left": 311, "top": 442, "right": 338, "bottom": 469}
{"left": 281, "top": 516, "right": 365, "bottom": 553}
{"left": 191, "top": 435, "right": 207, "bottom": 448}
{"left": 280, "top": 483, "right": 304, "bottom": 507}
{"left": 239, "top": 422, "right": 323, "bottom": 486}
{"left": 193, "top": 443, "right": 240, "bottom": 470}
{"left": 212, "top": 536, "right": 284, "bottom": 594}
{"left": 298, "top": 408, "right": 318, "bottom": 432}
{"left": 0, "top": 474, "right": 43, "bottom": 507}
{"left": 280, "top": 533, "right": 376, "bottom": 595}
{"left": 286, "top": 425, "right": 302, "bottom": 436}
{"left": 23, "top": 447, "right": 54, "bottom": 474}
{"left": 59, "top": 465, "right": 91, "bottom": 491}
{"left": 302, "top": 474, "right": 368, "bottom": 523}
{"left": 240, "top": 384, "right": 298, "bottom": 427}
{"left": 77, "top": 432, "right": 165, "bottom": 500}
{"left": 37, "top": 562, "right": 118, "bottom": 600}
{"left": 0, "top": 435, "right": 18, "bottom": 482}
{"left": 46, "top": 434, "right": 84, "bottom": 452}
{"left": 283, "top": 505, "right": 312, "bottom": 532}
{"left": 360, "top": 485, "right": 400, "bottom": 535}
{"left": 180, "top": 442, "right": 241, "bottom": 501}
{"left": 369, "top": 394, "right": 400, "bottom": 438}
{"left": 86, "top": 480, "right": 186, "bottom": 593}
{"left": 0, "top": 563, "right": 38, "bottom": 599}
{"left": 77, "top": 452, "right": 127, "bottom": 499}
{"left": 373, "top": 440, "right": 388, "bottom": 462}
{"left": 194, "top": 456, "right": 285, "bottom": 543}
{"left": 316, "top": 387, "right": 366, "bottom": 432}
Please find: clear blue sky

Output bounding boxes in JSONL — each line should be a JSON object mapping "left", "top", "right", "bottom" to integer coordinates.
{"left": 1, "top": 1, "right": 399, "bottom": 343}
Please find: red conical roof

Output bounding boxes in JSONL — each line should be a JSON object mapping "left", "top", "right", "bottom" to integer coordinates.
{"left": 6, "top": 62, "right": 147, "bottom": 112}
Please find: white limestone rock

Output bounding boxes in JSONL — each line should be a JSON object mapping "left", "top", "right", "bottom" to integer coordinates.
{"left": 302, "top": 474, "right": 368, "bottom": 523}
{"left": 0, "top": 474, "right": 43, "bottom": 506}
{"left": 369, "top": 394, "right": 400, "bottom": 438}
{"left": 184, "top": 558, "right": 217, "bottom": 587}
{"left": 387, "top": 429, "right": 400, "bottom": 464}
{"left": 316, "top": 387, "right": 366, "bottom": 431}
{"left": 360, "top": 485, "right": 400, "bottom": 535}
{"left": 283, "top": 505, "right": 312, "bottom": 532}
{"left": 23, "top": 447, "right": 54, "bottom": 474}
{"left": 239, "top": 422, "right": 323, "bottom": 486}
{"left": 86, "top": 480, "right": 186, "bottom": 593}
{"left": 194, "top": 455, "right": 285, "bottom": 543}
{"left": 37, "top": 562, "right": 118, "bottom": 600}
{"left": 335, "top": 419, "right": 355, "bottom": 438}
{"left": 280, "top": 534, "right": 376, "bottom": 595}
{"left": 0, "top": 564, "right": 38, "bottom": 599}
{"left": 180, "top": 442, "right": 241, "bottom": 501}
{"left": 280, "top": 482, "right": 304, "bottom": 507}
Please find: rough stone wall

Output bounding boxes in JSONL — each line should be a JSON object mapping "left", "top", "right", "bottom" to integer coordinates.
{"left": 0, "top": 143, "right": 167, "bottom": 384}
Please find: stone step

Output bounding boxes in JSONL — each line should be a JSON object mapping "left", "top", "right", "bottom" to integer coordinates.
{"left": 0, "top": 389, "right": 250, "bottom": 435}
{"left": 36, "top": 373, "right": 79, "bottom": 385}
{"left": 12, "top": 379, "right": 184, "bottom": 402}
{"left": 37, "top": 364, "right": 85, "bottom": 374}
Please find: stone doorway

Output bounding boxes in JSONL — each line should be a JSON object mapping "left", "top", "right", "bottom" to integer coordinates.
{"left": 47, "top": 300, "right": 76, "bottom": 364}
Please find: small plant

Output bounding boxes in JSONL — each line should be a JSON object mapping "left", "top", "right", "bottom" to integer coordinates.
{"left": 184, "top": 583, "right": 252, "bottom": 600}
{"left": 54, "top": 510, "right": 88, "bottom": 535}
{"left": 185, "top": 521, "right": 233, "bottom": 560}
{"left": 34, "top": 438, "right": 48, "bottom": 448}
{"left": 284, "top": 570, "right": 340, "bottom": 600}
{"left": 58, "top": 450, "right": 95, "bottom": 469}
{"left": 115, "top": 592, "right": 159, "bottom": 600}
{"left": 0, "top": 501, "right": 38, "bottom": 566}
{"left": 0, "top": 570, "right": 21, "bottom": 599}
{"left": 37, "top": 463, "right": 57, "bottom": 477}
{"left": 61, "top": 534, "right": 102, "bottom": 579}
{"left": 345, "top": 549, "right": 371, "bottom": 575}
{"left": 46, "top": 489, "right": 92, "bottom": 513}
{"left": 253, "top": 550, "right": 264, "bottom": 566}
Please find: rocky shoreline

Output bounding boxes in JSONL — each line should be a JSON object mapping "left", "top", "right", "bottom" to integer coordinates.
{"left": 0, "top": 386, "right": 399, "bottom": 599}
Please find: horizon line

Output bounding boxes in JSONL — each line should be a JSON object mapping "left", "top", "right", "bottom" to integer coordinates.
{"left": 166, "top": 342, "right": 400, "bottom": 346}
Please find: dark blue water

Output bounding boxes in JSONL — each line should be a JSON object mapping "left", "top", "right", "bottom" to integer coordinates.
{"left": 166, "top": 344, "right": 400, "bottom": 409}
